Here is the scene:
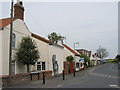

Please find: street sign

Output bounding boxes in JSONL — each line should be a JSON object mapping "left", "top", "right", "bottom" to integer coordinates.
{"left": 80, "top": 58, "right": 84, "bottom": 62}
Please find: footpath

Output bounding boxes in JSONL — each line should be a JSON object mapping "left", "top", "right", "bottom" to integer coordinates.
{"left": 4, "top": 65, "right": 101, "bottom": 88}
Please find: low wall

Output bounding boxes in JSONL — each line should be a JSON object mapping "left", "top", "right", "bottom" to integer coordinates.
{"left": 1, "top": 70, "right": 52, "bottom": 87}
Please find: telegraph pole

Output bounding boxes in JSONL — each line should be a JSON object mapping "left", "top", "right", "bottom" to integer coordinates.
{"left": 8, "top": 0, "right": 14, "bottom": 86}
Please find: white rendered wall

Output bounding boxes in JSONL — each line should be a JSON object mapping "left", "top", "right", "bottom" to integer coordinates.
{"left": 31, "top": 37, "right": 49, "bottom": 71}
{"left": 49, "top": 45, "right": 64, "bottom": 74}
{"left": 0, "top": 30, "right": 2, "bottom": 76}
{"left": 2, "top": 19, "right": 31, "bottom": 75}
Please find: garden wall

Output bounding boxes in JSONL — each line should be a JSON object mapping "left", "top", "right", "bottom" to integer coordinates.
{"left": 1, "top": 70, "right": 52, "bottom": 87}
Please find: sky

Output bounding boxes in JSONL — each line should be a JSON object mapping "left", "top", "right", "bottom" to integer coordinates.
{"left": 1, "top": 0, "right": 118, "bottom": 59}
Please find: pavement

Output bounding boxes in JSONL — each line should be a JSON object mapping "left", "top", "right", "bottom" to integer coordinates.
{"left": 3, "top": 63, "right": 120, "bottom": 88}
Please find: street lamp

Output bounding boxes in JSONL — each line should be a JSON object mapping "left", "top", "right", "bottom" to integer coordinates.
{"left": 73, "top": 42, "right": 79, "bottom": 57}
{"left": 73, "top": 42, "right": 79, "bottom": 71}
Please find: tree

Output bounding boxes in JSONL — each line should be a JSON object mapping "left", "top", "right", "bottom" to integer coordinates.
{"left": 48, "top": 32, "right": 65, "bottom": 43}
{"left": 96, "top": 47, "right": 109, "bottom": 59}
{"left": 16, "top": 37, "right": 40, "bottom": 72}
{"left": 58, "top": 35, "right": 65, "bottom": 44}
{"left": 66, "top": 55, "right": 74, "bottom": 62}
{"left": 79, "top": 53, "right": 90, "bottom": 66}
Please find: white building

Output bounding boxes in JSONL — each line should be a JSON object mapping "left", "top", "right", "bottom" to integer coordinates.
{"left": 0, "top": 1, "right": 32, "bottom": 75}
{"left": 62, "top": 44, "right": 80, "bottom": 71}
{"left": 31, "top": 33, "right": 64, "bottom": 75}
{"left": 0, "top": 1, "right": 65, "bottom": 76}
{"left": 0, "top": 1, "right": 83, "bottom": 77}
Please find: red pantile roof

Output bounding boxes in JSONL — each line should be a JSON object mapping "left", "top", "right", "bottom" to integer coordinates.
{"left": 32, "top": 33, "right": 51, "bottom": 43}
{"left": 0, "top": 18, "right": 17, "bottom": 28}
{"left": 62, "top": 44, "right": 79, "bottom": 56}
{"left": 32, "top": 33, "right": 64, "bottom": 48}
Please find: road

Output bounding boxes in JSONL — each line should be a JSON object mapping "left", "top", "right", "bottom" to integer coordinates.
{"left": 59, "top": 63, "right": 119, "bottom": 88}
{"left": 7, "top": 63, "right": 119, "bottom": 88}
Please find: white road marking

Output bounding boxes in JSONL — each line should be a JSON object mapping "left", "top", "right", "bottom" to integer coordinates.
{"left": 109, "top": 85, "right": 118, "bottom": 88}
{"left": 108, "top": 76, "right": 112, "bottom": 77}
{"left": 56, "top": 85, "right": 62, "bottom": 88}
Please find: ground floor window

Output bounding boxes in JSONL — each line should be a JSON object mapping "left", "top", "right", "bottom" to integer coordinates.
{"left": 37, "top": 62, "right": 46, "bottom": 71}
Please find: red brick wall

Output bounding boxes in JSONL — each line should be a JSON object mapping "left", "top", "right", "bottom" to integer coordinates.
{"left": 63, "top": 61, "right": 75, "bottom": 74}
{"left": 64, "top": 61, "right": 69, "bottom": 74}
{"left": 69, "top": 62, "right": 75, "bottom": 73}
{"left": 14, "top": 4, "right": 24, "bottom": 20}
{"left": 1, "top": 70, "right": 52, "bottom": 87}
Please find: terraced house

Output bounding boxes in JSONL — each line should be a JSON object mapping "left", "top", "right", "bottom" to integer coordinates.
{"left": 0, "top": 0, "right": 82, "bottom": 79}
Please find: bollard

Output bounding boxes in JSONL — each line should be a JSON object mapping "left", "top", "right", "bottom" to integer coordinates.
{"left": 63, "top": 70, "right": 65, "bottom": 80}
{"left": 38, "top": 73, "right": 39, "bottom": 80}
{"left": 30, "top": 74, "right": 32, "bottom": 81}
{"left": 43, "top": 72, "right": 45, "bottom": 84}
{"left": 73, "top": 69, "right": 75, "bottom": 77}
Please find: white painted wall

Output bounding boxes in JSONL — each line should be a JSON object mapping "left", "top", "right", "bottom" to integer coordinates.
{"left": 63, "top": 47, "right": 80, "bottom": 71}
{"left": 0, "top": 30, "right": 2, "bottom": 76}
{"left": 2, "top": 19, "right": 31, "bottom": 75}
{"left": 49, "top": 45, "right": 64, "bottom": 74}
{"left": 2, "top": 27, "right": 10, "bottom": 75}
{"left": 75, "top": 56, "right": 80, "bottom": 62}
{"left": 31, "top": 37, "right": 49, "bottom": 71}
{"left": 63, "top": 48, "right": 80, "bottom": 62}
{"left": 63, "top": 48, "right": 74, "bottom": 62}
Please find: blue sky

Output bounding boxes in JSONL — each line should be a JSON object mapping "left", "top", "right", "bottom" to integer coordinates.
{"left": 2, "top": 1, "right": 118, "bottom": 59}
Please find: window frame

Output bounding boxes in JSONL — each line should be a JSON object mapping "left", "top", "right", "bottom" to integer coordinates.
{"left": 37, "top": 61, "right": 46, "bottom": 71}
{"left": 12, "top": 33, "right": 16, "bottom": 48}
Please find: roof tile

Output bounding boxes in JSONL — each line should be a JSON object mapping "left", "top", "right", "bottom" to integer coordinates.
{"left": 0, "top": 18, "right": 17, "bottom": 28}
{"left": 62, "top": 44, "right": 79, "bottom": 55}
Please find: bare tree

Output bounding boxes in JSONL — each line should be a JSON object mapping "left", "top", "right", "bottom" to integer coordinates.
{"left": 96, "top": 47, "right": 109, "bottom": 59}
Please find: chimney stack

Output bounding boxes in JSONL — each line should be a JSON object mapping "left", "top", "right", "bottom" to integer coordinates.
{"left": 14, "top": 0, "right": 24, "bottom": 20}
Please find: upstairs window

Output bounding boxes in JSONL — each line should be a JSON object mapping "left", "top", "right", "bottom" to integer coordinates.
{"left": 12, "top": 33, "right": 16, "bottom": 48}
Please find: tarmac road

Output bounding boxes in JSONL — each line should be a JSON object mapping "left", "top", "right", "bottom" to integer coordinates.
{"left": 5, "top": 63, "right": 119, "bottom": 88}
{"left": 59, "top": 63, "right": 119, "bottom": 88}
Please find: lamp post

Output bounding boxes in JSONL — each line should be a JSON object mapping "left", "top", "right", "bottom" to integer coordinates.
{"left": 73, "top": 42, "right": 79, "bottom": 59}
{"left": 73, "top": 42, "right": 79, "bottom": 72}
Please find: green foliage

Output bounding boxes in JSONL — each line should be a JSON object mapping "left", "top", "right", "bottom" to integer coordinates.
{"left": 106, "top": 59, "right": 119, "bottom": 63}
{"left": 79, "top": 53, "right": 90, "bottom": 66}
{"left": 79, "top": 53, "right": 90, "bottom": 63}
{"left": 66, "top": 55, "right": 74, "bottom": 62}
{"left": 48, "top": 32, "right": 65, "bottom": 43}
{"left": 16, "top": 37, "right": 40, "bottom": 72}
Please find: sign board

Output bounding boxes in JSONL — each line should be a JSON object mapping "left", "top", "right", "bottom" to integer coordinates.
{"left": 80, "top": 58, "right": 84, "bottom": 62}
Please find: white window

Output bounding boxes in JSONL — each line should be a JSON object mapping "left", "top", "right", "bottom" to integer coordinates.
{"left": 37, "top": 62, "right": 46, "bottom": 71}
{"left": 12, "top": 33, "right": 16, "bottom": 48}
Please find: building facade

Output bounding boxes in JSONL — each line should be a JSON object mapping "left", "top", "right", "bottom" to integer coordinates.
{"left": 0, "top": 1, "right": 75, "bottom": 76}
